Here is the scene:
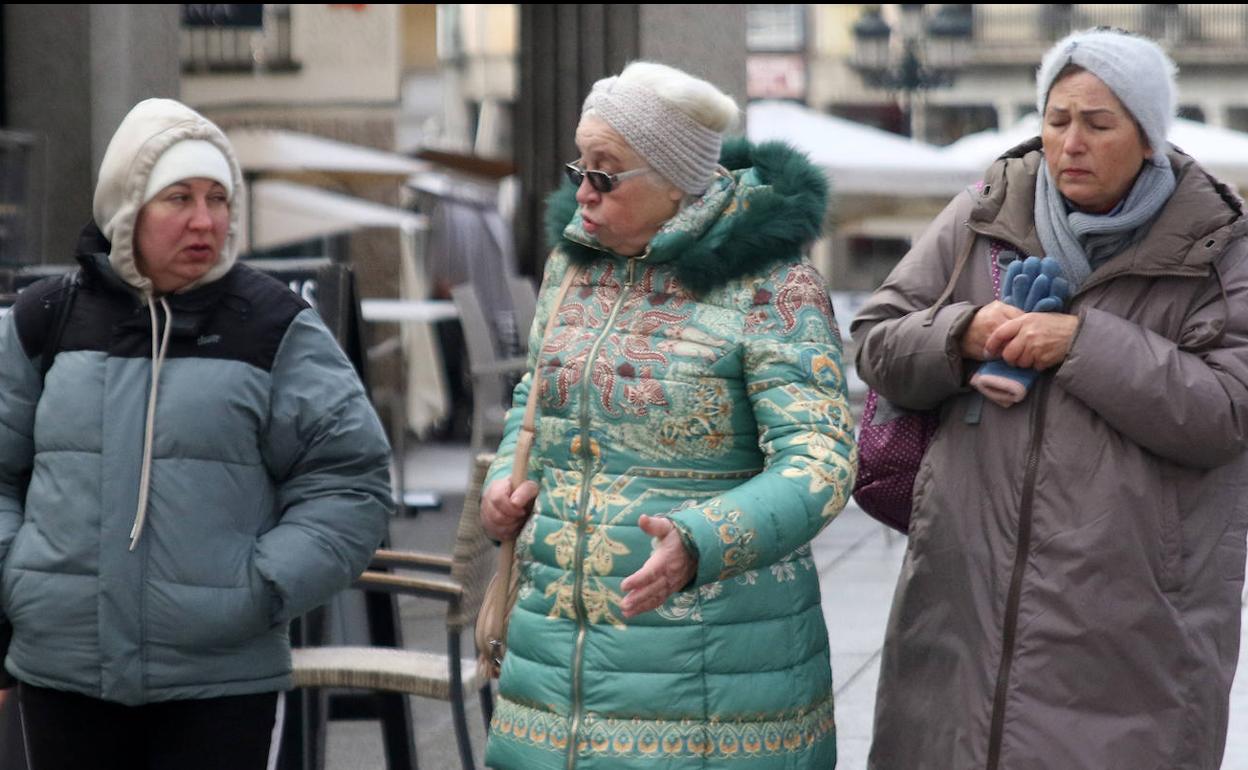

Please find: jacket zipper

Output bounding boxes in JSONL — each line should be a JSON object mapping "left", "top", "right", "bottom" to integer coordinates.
{"left": 985, "top": 377, "right": 1050, "bottom": 770}
{"left": 962, "top": 229, "right": 1209, "bottom": 767}
{"left": 566, "top": 258, "right": 636, "bottom": 770}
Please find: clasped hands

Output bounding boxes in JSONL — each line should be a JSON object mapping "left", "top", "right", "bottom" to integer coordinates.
{"left": 962, "top": 302, "right": 1078, "bottom": 371}
{"left": 482, "top": 478, "right": 695, "bottom": 618}
{"left": 961, "top": 257, "right": 1078, "bottom": 407}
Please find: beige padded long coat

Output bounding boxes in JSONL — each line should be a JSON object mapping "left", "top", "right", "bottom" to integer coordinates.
{"left": 852, "top": 141, "right": 1248, "bottom": 770}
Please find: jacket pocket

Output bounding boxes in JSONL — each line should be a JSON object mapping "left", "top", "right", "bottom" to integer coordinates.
{"left": 146, "top": 567, "right": 275, "bottom": 649}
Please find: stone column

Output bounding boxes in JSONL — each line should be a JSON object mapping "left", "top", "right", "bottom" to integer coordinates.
{"left": 514, "top": 4, "right": 746, "bottom": 278}
{"left": 4, "top": 4, "right": 179, "bottom": 264}
{"left": 637, "top": 5, "right": 747, "bottom": 111}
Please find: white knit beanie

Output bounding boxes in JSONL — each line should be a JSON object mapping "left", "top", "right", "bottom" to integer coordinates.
{"left": 581, "top": 73, "right": 724, "bottom": 195}
{"left": 143, "top": 139, "right": 235, "bottom": 203}
{"left": 1036, "top": 28, "right": 1177, "bottom": 167}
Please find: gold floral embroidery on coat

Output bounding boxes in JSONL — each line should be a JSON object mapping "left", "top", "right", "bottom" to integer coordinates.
{"left": 751, "top": 358, "right": 857, "bottom": 521}
{"left": 781, "top": 454, "right": 855, "bottom": 519}
{"left": 763, "top": 381, "right": 855, "bottom": 432}
{"left": 637, "top": 380, "right": 734, "bottom": 460}
{"left": 730, "top": 544, "right": 815, "bottom": 588}
{"left": 542, "top": 465, "right": 632, "bottom": 630}
{"left": 491, "top": 694, "right": 836, "bottom": 759}
{"left": 543, "top": 523, "right": 628, "bottom": 628}
{"left": 513, "top": 500, "right": 541, "bottom": 602}
{"left": 655, "top": 581, "right": 723, "bottom": 622}
{"left": 684, "top": 498, "right": 759, "bottom": 582}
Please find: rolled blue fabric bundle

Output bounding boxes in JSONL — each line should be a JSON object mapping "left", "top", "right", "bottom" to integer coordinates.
{"left": 970, "top": 256, "right": 1069, "bottom": 407}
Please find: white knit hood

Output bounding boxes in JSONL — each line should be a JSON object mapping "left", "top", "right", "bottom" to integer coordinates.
{"left": 93, "top": 98, "right": 244, "bottom": 294}
{"left": 94, "top": 99, "right": 246, "bottom": 550}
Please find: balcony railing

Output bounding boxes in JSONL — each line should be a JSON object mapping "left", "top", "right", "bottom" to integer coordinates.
{"left": 970, "top": 4, "right": 1248, "bottom": 64}
{"left": 181, "top": 5, "right": 300, "bottom": 74}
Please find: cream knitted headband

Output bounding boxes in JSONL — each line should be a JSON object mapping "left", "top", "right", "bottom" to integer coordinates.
{"left": 582, "top": 76, "right": 722, "bottom": 195}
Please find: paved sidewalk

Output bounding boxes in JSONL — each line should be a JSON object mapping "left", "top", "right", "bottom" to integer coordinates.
{"left": 813, "top": 505, "right": 906, "bottom": 769}
{"left": 325, "top": 442, "right": 1248, "bottom": 769}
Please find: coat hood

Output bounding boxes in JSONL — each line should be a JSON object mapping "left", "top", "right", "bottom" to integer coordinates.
{"left": 93, "top": 98, "right": 245, "bottom": 295}
{"left": 545, "top": 137, "right": 828, "bottom": 294}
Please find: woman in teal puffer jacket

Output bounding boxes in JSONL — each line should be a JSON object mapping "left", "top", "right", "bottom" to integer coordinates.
{"left": 480, "top": 61, "right": 856, "bottom": 770}
{"left": 0, "top": 98, "right": 392, "bottom": 770}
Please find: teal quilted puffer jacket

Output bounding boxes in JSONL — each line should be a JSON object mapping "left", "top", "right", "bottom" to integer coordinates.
{"left": 0, "top": 99, "right": 392, "bottom": 706}
{"left": 484, "top": 139, "right": 857, "bottom": 770}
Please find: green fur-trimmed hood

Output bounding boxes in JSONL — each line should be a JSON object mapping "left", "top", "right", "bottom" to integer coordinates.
{"left": 545, "top": 137, "right": 828, "bottom": 294}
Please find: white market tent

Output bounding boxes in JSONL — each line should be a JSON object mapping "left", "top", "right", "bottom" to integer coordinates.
{"left": 224, "top": 127, "right": 432, "bottom": 251}
{"left": 236, "top": 178, "right": 447, "bottom": 435}
{"left": 747, "top": 100, "right": 979, "bottom": 197}
{"left": 747, "top": 101, "right": 1248, "bottom": 197}
{"left": 223, "top": 130, "right": 446, "bottom": 437}
{"left": 226, "top": 128, "right": 429, "bottom": 180}
{"left": 242, "top": 178, "right": 427, "bottom": 252}
{"left": 941, "top": 114, "right": 1041, "bottom": 170}
{"left": 944, "top": 113, "right": 1248, "bottom": 190}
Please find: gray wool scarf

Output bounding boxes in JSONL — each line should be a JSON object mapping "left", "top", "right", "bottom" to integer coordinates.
{"left": 1034, "top": 160, "right": 1176, "bottom": 289}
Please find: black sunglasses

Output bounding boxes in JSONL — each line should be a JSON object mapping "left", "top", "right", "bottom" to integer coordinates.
{"left": 563, "top": 161, "right": 650, "bottom": 193}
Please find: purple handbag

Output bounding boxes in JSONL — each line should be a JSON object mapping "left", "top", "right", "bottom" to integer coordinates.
{"left": 852, "top": 232, "right": 1005, "bottom": 533}
{"left": 853, "top": 391, "right": 938, "bottom": 533}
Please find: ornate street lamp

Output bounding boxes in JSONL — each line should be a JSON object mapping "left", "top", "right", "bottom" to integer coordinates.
{"left": 851, "top": 5, "right": 972, "bottom": 141}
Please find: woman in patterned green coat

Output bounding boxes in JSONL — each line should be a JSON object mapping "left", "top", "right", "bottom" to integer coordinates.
{"left": 480, "top": 61, "right": 856, "bottom": 770}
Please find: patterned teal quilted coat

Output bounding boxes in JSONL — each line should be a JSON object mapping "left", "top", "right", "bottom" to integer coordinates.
{"left": 484, "top": 139, "right": 856, "bottom": 770}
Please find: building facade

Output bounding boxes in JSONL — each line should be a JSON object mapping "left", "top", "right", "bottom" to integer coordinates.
{"left": 799, "top": 4, "right": 1248, "bottom": 291}
{"left": 810, "top": 4, "right": 1248, "bottom": 145}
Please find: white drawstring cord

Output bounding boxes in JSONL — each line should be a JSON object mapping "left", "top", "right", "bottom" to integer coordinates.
{"left": 129, "top": 295, "right": 173, "bottom": 551}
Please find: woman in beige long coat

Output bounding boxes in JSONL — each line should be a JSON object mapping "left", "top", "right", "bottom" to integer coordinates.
{"left": 853, "top": 29, "right": 1248, "bottom": 770}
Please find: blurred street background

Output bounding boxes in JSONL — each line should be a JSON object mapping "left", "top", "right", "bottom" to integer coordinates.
{"left": 6, "top": 4, "right": 1248, "bottom": 768}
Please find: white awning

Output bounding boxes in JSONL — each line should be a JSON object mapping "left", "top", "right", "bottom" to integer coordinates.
{"left": 747, "top": 100, "right": 979, "bottom": 197}
{"left": 941, "top": 114, "right": 1041, "bottom": 170}
{"left": 242, "top": 179, "right": 428, "bottom": 252}
{"left": 226, "top": 128, "right": 429, "bottom": 179}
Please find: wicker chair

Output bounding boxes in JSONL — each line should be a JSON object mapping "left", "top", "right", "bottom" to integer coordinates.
{"left": 450, "top": 283, "right": 527, "bottom": 455}
{"left": 506, "top": 275, "right": 538, "bottom": 352}
{"left": 290, "top": 453, "right": 499, "bottom": 770}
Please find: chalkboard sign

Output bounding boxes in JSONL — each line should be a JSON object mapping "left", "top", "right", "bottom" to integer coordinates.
{"left": 181, "top": 4, "right": 264, "bottom": 28}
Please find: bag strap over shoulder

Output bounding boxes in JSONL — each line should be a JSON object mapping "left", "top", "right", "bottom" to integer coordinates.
{"left": 478, "top": 262, "right": 582, "bottom": 677}
{"left": 923, "top": 223, "right": 978, "bottom": 327}
{"left": 509, "top": 262, "right": 581, "bottom": 489}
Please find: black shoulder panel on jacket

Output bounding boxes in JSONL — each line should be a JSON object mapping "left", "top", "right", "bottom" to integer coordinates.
{"left": 56, "top": 263, "right": 313, "bottom": 372}
{"left": 185, "top": 263, "right": 312, "bottom": 371}
{"left": 11, "top": 274, "right": 76, "bottom": 362}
